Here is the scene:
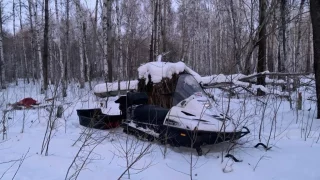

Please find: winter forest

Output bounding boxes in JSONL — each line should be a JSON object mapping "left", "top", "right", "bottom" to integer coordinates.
{"left": 0, "top": 0, "right": 320, "bottom": 179}
{"left": 0, "top": 0, "right": 315, "bottom": 91}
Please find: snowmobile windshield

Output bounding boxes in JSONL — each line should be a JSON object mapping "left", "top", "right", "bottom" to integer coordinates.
{"left": 172, "top": 74, "right": 207, "bottom": 106}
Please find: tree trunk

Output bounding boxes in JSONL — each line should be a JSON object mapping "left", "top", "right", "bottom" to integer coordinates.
{"left": 83, "top": 22, "right": 92, "bottom": 89}
{"left": 13, "top": 0, "right": 19, "bottom": 86}
{"left": 162, "top": 0, "right": 167, "bottom": 61}
{"left": 75, "top": 0, "right": 85, "bottom": 88}
{"left": 103, "top": 0, "right": 113, "bottom": 82}
{"left": 310, "top": 0, "right": 320, "bottom": 118}
{"left": 294, "top": 0, "right": 305, "bottom": 72}
{"left": 279, "top": 0, "right": 287, "bottom": 73}
{"left": 93, "top": 0, "right": 99, "bottom": 78}
{"left": 42, "top": 0, "right": 49, "bottom": 93}
{"left": 27, "top": 0, "right": 36, "bottom": 84}
{"left": 19, "top": 0, "right": 29, "bottom": 84}
{"left": 306, "top": 23, "right": 311, "bottom": 73}
{"left": 55, "top": 0, "right": 67, "bottom": 97}
{"left": 257, "top": 0, "right": 266, "bottom": 96}
{"left": 116, "top": 0, "right": 123, "bottom": 80}
{"left": 107, "top": 0, "right": 113, "bottom": 82}
{"left": 65, "top": 0, "right": 70, "bottom": 83}
{"left": 34, "top": 0, "right": 44, "bottom": 93}
{"left": 0, "top": 2, "right": 5, "bottom": 89}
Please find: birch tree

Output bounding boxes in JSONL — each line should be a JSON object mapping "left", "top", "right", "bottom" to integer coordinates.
{"left": 27, "top": 0, "right": 36, "bottom": 84}
{"left": 19, "top": 0, "right": 29, "bottom": 84}
{"left": 42, "top": 0, "right": 49, "bottom": 92}
{"left": 257, "top": 0, "right": 267, "bottom": 96}
{"left": 75, "top": 0, "right": 85, "bottom": 88}
{"left": 30, "top": 0, "right": 45, "bottom": 93}
{"left": 116, "top": 0, "right": 123, "bottom": 80}
{"left": 310, "top": 0, "right": 320, "bottom": 118}
{"left": 0, "top": 1, "right": 4, "bottom": 89}
{"left": 12, "top": 0, "right": 18, "bottom": 85}
{"left": 54, "top": 0, "right": 67, "bottom": 97}
{"left": 103, "top": 0, "right": 113, "bottom": 82}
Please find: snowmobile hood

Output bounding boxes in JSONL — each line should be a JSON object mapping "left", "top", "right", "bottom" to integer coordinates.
{"left": 166, "top": 93, "right": 237, "bottom": 132}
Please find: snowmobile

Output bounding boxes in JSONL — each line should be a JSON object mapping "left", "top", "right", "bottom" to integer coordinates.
{"left": 116, "top": 73, "right": 250, "bottom": 156}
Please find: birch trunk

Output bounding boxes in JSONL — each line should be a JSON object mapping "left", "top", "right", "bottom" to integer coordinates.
{"left": 294, "top": 0, "right": 305, "bottom": 73}
{"left": 103, "top": 0, "right": 113, "bottom": 82}
{"left": 13, "top": 0, "right": 18, "bottom": 85}
{"left": 65, "top": 0, "right": 70, "bottom": 83}
{"left": 33, "top": 0, "right": 44, "bottom": 93}
{"left": 75, "top": 0, "right": 85, "bottom": 88}
{"left": 162, "top": 0, "right": 167, "bottom": 59}
{"left": 103, "top": 0, "right": 109, "bottom": 82}
{"left": 49, "top": 38, "right": 54, "bottom": 84}
{"left": 27, "top": 0, "right": 35, "bottom": 84}
{"left": 55, "top": 0, "right": 67, "bottom": 97}
{"left": 19, "top": 0, "right": 29, "bottom": 84}
{"left": 149, "top": 0, "right": 155, "bottom": 62}
{"left": 83, "top": 22, "right": 92, "bottom": 90}
{"left": 93, "top": 0, "right": 99, "bottom": 77}
{"left": 0, "top": 2, "right": 5, "bottom": 89}
{"left": 306, "top": 23, "right": 311, "bottom": 73}
{"left": 257, "top": 0, "right": 267, "bottom": 96}
{"left": 42, "top": 0, "right": 49, "bottom": 93}
{"left": 116, "top": 0, "right": 123, "bottom": 80}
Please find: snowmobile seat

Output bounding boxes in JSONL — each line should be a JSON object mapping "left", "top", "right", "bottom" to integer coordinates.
{"left": 133, "top": 105, "right": 169, "bottom": 125}
{"left": 115, "top": 92, "right": 148, "bottom": 107}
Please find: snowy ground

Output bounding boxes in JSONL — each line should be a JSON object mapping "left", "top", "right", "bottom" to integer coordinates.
{"left": 0, "top": 80, "right": 320, "bottom": 180}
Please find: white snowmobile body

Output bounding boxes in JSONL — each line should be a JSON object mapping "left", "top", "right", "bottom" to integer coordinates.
{"left": 119, "top": 73, "right": 249, "bottom": 150}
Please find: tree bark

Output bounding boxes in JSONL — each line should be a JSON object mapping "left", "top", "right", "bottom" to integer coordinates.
{"left": 75, "top": 0, "right": 85, "bottom": 88}
{"left": 0, "top": 2, "right": 5, "bottom": 89}
{"left": 279, "top": 0, "right": 287, "bottom": 73}
{"left": 27, "top": 0, "right": 35, "bottom": 84}
{"left": 34, "top": 0, "right": 44, "bottom": 88}
{"left": 257, "top": 0, "right": 267, "bottom": 96}
{"left": 116, "top": 0, "right": 123, "bottom": 80}
{"left": 310, "top": 0, "right": 320, "bottom": 118}
{"left": 83, "top": 23, "right": 91, "bottom": 90}
{"left": 294, "top": 0, "right": 305, "bottom": 73}
{"left": 65, "top": 0, "right": 70, "bottom": 83}
{"left": 107, "top": 0, "right": 113, "bottom": 82}
{"left": 55, "top": 0, "right": 67, "bottom": 97}
{"left": 42, "top": 0, "right": 49, "bottom": 93}
{"left": 13, "top": 0, "right": 18, "bottom": 85}
{"left": 19, "top": 0, "right": 29, "bottom": 84}
{"left": 103, "top": 0, "right": 113, "bottom": 82}
{"left": 306, "top": 23, "right": 311, "bottom": 73}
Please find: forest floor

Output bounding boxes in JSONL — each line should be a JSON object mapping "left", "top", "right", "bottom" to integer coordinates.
{"left": 0, "top": 79, "right": 319, "bottom": 180}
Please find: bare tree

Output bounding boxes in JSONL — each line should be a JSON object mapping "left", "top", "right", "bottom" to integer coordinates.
{"left": 257, "top": 0, "right": 267, "bottom": 96}
{"left": 54, "top": 0, "right": 67, "bottom": 97}
{"left": 0, "top": 0, "right": 5, "bottom": 89}
{"left": 75, "top": 0, "right": 86, "bottom": 89}
{"left": 103, "top": 0, "right": 113, "bottom": 83}
{"left": 42, "top": 0, "right": 49, "bottom": 93}
{"left": 310, "top": 0, "right": 320, "bottom": 118}
{"left": 116, "top": 0, "right": 123, "bottom": 81}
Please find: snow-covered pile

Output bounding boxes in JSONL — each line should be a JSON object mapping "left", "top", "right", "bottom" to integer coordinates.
{"left": 93, "top": 80, "right": 138, "bottom": 93}
{"left": 138, "top": 61, "right": 202, "bottom": 84}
